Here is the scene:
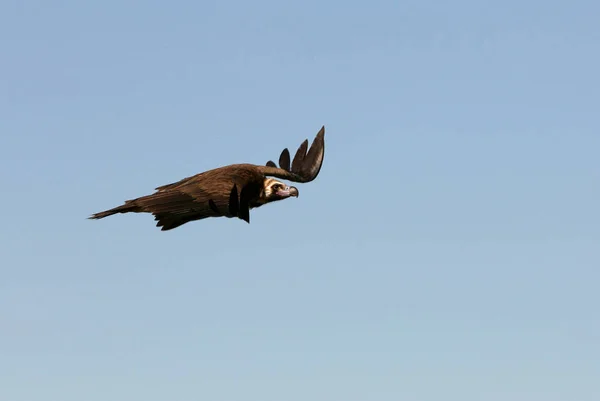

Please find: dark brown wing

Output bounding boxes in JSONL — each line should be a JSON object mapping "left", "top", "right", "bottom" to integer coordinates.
{"left": 90, "top": 165, "right": 264, "bottom": 230}
{"left": 151, "top": 165, "right": 263, "bottom": 229}
{"left": 154, "top": 175, "right": 197, "bottom": 191}
{"left": 258, "top": 126, "right": 325, "bottom": 183}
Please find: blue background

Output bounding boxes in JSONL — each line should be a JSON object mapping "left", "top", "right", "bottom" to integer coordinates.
{"left": 1, "top": 1, "right": 599, "bottom": 400}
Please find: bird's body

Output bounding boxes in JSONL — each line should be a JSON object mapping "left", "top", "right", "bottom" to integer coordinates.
{"left": 89, "top": 126, "right": 325, "bottom": 231}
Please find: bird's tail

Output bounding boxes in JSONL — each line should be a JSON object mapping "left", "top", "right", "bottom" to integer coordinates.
{"left": 88, "top": 201, "right": 140, "bottom": 220}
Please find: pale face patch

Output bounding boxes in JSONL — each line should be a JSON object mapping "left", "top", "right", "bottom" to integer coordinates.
{"left": 261, "top": 178, "right": 298, "bottom": 202}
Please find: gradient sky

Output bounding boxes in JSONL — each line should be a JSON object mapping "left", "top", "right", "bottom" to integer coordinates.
{"left": 1, "top": 1, "right": 599, "bottom": 400}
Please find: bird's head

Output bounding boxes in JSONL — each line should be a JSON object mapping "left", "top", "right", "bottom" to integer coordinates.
{"left": 260, "top": 178, "right": 299, "bottom": 204}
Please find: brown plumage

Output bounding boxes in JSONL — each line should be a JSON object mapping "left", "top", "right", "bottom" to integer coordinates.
{"left": 89, "top": 126, "right": 325, "bottom": 231}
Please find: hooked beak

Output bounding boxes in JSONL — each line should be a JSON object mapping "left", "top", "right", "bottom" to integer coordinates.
{"left": 276, "top": 186, "right": 299, "bottom": 198}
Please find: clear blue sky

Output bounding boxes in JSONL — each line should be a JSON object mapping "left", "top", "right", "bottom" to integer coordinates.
{"left": 1, "top": 1, "right": 599, "bottom": 400}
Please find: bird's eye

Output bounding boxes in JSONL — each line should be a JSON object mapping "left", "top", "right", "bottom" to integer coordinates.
{"left": 272, "top": 184, "right": 281, "bottom": 191}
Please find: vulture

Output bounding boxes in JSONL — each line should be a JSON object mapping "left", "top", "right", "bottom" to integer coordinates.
{"left": 89, "top": 126, "right": 325, "bottom": 231}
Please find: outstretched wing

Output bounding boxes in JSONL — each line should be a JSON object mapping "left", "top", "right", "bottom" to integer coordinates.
{"left": 152, "top": 168, "right": 262, "bottom": 230}
{"left": 89, "top": 166, "right": 263, "bottom": 231}
{"left": 123, "top": 185, "right": 229, "bottom": 231}
{"left": 258, "top": 126, "right": 325, "bottom": 183}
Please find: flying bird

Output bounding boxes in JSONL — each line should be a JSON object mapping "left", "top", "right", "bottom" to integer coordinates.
{"left": 89, "top": 126, "right": 325, "bottom": 231}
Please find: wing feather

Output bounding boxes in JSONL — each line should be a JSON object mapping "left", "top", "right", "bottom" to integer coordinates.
{"left": 291, "top": 139, "right": 308, "bottom": 173}
{"left": 257, "top": 126, "right": 325, "bottom": 183}
{"left": 278, "top": 148, "right": 291, "bottom": 171}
